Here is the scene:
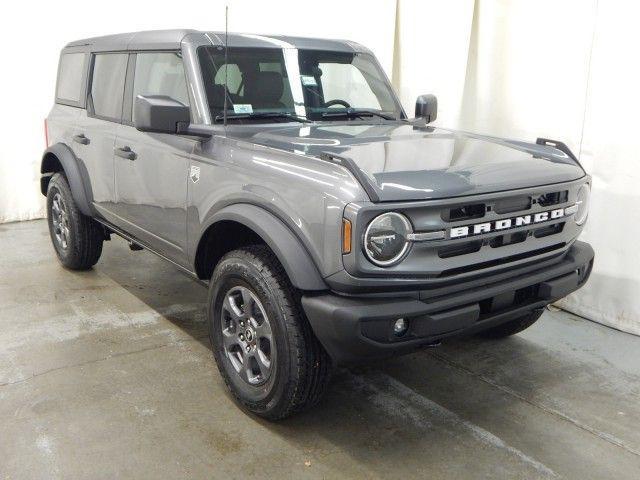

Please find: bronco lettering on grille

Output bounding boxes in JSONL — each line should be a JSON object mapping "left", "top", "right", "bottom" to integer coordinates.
{"left": 449, "top": 208, "right": 565, "bottom": 239}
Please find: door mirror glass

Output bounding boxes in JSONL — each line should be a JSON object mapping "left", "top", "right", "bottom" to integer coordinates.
{"left": 134, "top": 95, "right": 190, "bottom": 134}
{"left": 415, "top": 94, "right": 437, "bottom": 123}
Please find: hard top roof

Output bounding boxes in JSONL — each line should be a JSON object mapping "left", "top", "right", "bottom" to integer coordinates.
{"left": 64, "top": 29, "right": 368, "bottom": 53}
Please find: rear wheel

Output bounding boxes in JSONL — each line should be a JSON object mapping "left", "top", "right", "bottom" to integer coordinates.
{"left": 208, "top": 245, "right": 331, "bottom": 420}
{"left": 478, "top": 309, "right": 544, "bottom": 338}
{"left": 46, "top": 173, "right": 103, "bottom": 270}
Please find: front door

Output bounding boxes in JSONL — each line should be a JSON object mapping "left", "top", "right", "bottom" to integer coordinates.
{"left": 113, "top": 52, "right": 196, "bottom": 266}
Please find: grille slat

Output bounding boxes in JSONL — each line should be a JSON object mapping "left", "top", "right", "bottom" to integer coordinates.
{"left": 437, "top": 243, "right": 566, "bottom": 277}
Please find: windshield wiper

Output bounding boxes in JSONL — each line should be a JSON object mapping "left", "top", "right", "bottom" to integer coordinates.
{"left": 214, "top": 112, "right": 312, "bottom": 123}
{"left": 321, "top": 109, "right": 398, "bottom": 121}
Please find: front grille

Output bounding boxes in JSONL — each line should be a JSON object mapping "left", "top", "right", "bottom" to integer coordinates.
{"left": 489, "top": 231, "right": 527, "bottom": 248}
{"left": 433, "top": 190, "right": 569, "bottom": 261}
{"left": 438, "top": 240, "right": 482, "bottom": 258}
{"left": 345, "top": 179, "right": 584, "bottom": 281}
{"left": 534, "top": 222, "right": 565, "bottom": 238}
{"left": 537, "top": 190, "right": 568, "bottom": 207}
{"left": 442, "top": 203, "right": 485, "bottom": 222}
{"left": 493, "top": 195, "right": 531, "bottom": 214}
{"left": 437, "top": 243, "right": 566, "bottom": 278}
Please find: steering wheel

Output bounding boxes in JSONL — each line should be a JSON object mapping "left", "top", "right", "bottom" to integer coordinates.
{"left": 323, "top": 99, "right": 352, "bottom": 109}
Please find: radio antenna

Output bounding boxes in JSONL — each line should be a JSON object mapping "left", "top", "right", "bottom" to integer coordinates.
{"left": 223, "top": 5, "right": 229, "bottom": 126}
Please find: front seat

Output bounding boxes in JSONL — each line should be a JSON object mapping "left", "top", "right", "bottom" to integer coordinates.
{"left": 243, "top": 71, "right": 285, "bottom": 110}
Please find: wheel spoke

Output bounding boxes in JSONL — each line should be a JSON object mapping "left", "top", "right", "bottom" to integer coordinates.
{"left": 221, "top": 328, "right": 238, "bottom": 350}
{"left": 227, "top": 349, "right": 244, "bottom": 376}
{"left": 50, "top": 193, "right": 70, "bottom": 250}
{"left": 242, "top": 350, "right": 255, "bottom": 383}
{"left": 222, "top": 295, "right": 238, "bottom": 321}
{"left": 255, "top": 348, "right": 271, "bottom": 375}
{"left": 226, "top": 292, "right": 247, "bottom": 321}
{"left": 219, "top": 285, "right": 275, "bottom": 387}
{"left": 255, "top": 318, "right": 272, "bottom": 340}
{"left": 240, "top": 288, "right": 255, "bottom": 314}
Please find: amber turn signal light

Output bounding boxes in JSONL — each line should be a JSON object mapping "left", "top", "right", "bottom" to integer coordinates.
{"left": 342, "top": 219, "right": 352, "bottom": 254}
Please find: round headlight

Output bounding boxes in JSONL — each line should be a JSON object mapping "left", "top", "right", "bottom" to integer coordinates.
{"left": 575, "top": 183, "right": 590, "bottom": 225}
{"left": 364, "top": 212, "right": 412, "bottom": 266}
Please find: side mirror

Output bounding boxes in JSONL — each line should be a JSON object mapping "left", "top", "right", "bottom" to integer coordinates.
{"left": 134, "top": 95, "right": 190, "bottom": 134}
{"left": 415, "top": 94, "right": 437, "bottom": 123}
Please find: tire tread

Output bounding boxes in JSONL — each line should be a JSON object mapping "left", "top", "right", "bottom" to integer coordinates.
{"left": 210, "top": 245, "right": 331, "bottom": 420}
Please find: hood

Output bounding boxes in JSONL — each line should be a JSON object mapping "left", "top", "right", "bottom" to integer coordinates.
{"left": 230, "top": 123, "right": 585, "bottom": 202}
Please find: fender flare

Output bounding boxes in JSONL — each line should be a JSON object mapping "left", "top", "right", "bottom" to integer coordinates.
{"left": 201, "top": 204, "right": 328, "bottom": 291}
{"left": 41, "top": 143, "right": 93, "bottom": 216}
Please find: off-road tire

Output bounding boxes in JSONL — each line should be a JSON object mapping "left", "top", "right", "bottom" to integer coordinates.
{"left": 46, "top": 172, "right": 103, "bottom": 270}
{"left": 478, "top": 308, "right": 544, "bottom": 339}
{"left": 208, "top": 245, "right": 332, "bottom": 420}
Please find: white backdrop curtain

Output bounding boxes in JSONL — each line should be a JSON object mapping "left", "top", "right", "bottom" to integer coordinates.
{"left": 394, "top": 0, "right": 640, "bottom": 334}
{"left": 1, "top": 0, "right": 638, "bottom": 334}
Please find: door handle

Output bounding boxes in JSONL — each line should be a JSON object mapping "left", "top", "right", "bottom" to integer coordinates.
{"left": 73, "top": 134, "right": 90, "bottom": 145}
{"left": 115, "top": 146, "right": 137, "bottom": 160}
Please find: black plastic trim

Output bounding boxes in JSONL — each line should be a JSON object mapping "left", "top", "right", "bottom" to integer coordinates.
{"left": 40, "top": 143, "right": 94, "bottom": 216}
{"left": 197, "top": 203, "right": 328, "bottom": 291}
{"left": 318, "top": 152, "right": 381, "bottom": 202}
{"left": 303, "top": 241, "right": 594, "bottom": 365}
{"left": 536, "top": 137, "right": 583, "bottom": 169}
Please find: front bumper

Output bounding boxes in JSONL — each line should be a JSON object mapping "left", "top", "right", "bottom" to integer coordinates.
{"left": 302, "top": 241, "right": 594, "bottom": 365}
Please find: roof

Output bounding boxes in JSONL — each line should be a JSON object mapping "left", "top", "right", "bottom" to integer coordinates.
{"left": 64, "top": 29, "right": 368, "bottom": 53}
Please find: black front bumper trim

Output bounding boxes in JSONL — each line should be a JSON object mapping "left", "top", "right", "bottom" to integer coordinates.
{"left": 302, "top": 241, "right": 594, "bottom": 365}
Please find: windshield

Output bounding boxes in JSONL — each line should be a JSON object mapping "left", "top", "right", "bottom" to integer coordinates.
{"left": 198, "top": 46, "right": 403, "bottom": 122}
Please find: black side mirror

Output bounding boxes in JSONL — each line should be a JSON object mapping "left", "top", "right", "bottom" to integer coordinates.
{"left": 415, "top": 94, "right": 437, "bottom": 123}
{"left": 134, "top": 95, "right": 190, "bottom": 134}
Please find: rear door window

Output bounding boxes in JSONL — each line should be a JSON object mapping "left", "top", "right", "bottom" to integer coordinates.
{"left": 90, "top": 53, "right": 128, "bottom": 122}
{"left": 56, "top": 53, "right": 87, "bottom": 106}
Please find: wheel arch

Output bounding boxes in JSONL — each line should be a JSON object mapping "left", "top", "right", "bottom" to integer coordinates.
{"left": 194, "top": 204, "right": 327, "bottom": 292}
{"left": 40, "top": 143, "right": 93, "bottom": 217}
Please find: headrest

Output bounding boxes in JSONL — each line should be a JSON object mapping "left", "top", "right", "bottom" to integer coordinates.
{"left": 243, "top": 71, "right": 284, "bottom": 104}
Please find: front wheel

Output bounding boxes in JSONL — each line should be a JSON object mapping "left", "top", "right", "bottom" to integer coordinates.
{"left": 207, "top": 245, "right": 331, "bottom": 420}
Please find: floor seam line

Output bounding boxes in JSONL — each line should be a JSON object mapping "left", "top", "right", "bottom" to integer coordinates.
{"left": 0, "top": 334, "right": 209, "bottom": 389}
{"left": 429, "top": 351, "right": 640, "bottom": 458}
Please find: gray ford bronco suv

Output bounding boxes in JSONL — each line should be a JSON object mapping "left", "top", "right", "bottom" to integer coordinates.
{"left": 42, "top": 29, "right": 594, "bottom": 419}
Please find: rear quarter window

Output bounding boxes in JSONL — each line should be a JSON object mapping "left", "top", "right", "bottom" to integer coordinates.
{"left": 56, "top": 53, "right": 87, "bottom": 106}
{"left": 89, "top": 53, "right": 128, "bottom": 122}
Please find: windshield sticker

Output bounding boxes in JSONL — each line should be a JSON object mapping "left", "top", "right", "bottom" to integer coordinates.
{"left": 300, "top": 75, "right": 317, "bottom": 87}
{"left": 233, "top": 104, "right": 253, "bottom": 114}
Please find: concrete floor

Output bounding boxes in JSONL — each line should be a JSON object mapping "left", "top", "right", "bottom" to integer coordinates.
{"left": 1, "top": 220, "right": 639, "bottom": 479}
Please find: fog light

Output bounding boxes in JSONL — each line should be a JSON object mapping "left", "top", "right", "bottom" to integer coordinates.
{"left": 393, "top": 318, "right": 408, "bottom": 336}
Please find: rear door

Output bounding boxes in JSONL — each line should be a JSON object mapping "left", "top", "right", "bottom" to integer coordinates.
{"left": 73, "top": 52, "right": 128, "bottom": 218}
{"left": 49, "top": 51, "right": 87, "bottom": 155}
{"left": 113, "top": 51, "right": 196, "bottom": 266}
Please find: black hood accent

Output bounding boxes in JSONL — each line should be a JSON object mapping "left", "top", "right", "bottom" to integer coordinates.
{"left": 229, "top": 123, "right": 586, "bottom": 202}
